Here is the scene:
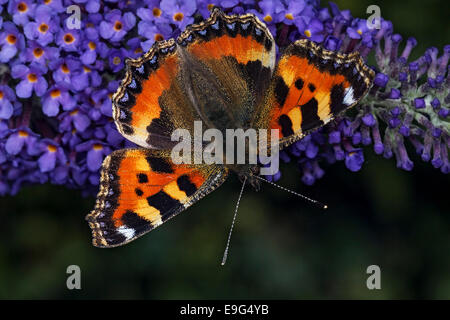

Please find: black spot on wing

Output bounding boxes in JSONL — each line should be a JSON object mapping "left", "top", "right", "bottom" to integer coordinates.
{"left": 278, "top": 114, "right": 294, "bottom": 137}
{"left": 146, "top": 157, "right": 173, "bottom": 173}
{"left": 177, "top": 175, "right": 197, "bottom": 197}
{"left": 122, "top": 210, "right": 151, "bottom": 231}
{"left": 137, "top": 173, "right": 148, "bottom": 183}
{"left": 300, "top": 98, "right": 323, "bottom": 132}
{"left": 330, "top": 83, "right": 346, "bottom": 114}
{"left": 295, "top": 78, "right": 304, "bottom": 90}
{"left": 147, "top": 191, "right": 181, "bottom": 217}
{"left": 274, "top": 76, "right": 289, "bottom": 107}
{"left": 135, "top": 188, "right": 143, "bottom": 196}
{"left": 308, "top": 83, "right": 316, "bottom": 92}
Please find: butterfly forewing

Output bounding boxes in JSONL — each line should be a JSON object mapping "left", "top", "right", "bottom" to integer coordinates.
{"left": 86, "top": 149, "right": 228, "bottom": 247}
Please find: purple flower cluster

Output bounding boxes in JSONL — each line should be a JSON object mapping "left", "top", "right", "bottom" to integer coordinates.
{"left": 0, "top": 0, "right": 448, "bottom": 195}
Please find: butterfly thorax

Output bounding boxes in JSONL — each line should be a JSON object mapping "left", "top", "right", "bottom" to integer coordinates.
{"left": 232, "top": 164, "right": 261, "bottom": 191}
{"left": 179, "top": 47, "right": 257, "bottom": 132}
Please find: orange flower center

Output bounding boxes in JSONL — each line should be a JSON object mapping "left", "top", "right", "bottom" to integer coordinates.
{"left": 39, "top": 23, "right": 49, "bottom": 34}
{"left": 304, "top": 29, "right": 312, "bottom": 38}
{"left": 27, "top": 73, "right": 37, "bottom": 83}
{"left": 134, "top": 47, "right": 143, "bottom": 54}
{"left": 153, "top": 8, "right": 162, "bottom": 17}
{"left": 285, "top": 13, "right": 294, "bottom": 20}
{"left": 113, "top": 56, "right": 121, "bottom": 65}
{"left": 33, "top": 47, "right": 44, "bottom": 58}
{"left": 207, "top": 4, "right": 215, "bottom": 11}
{"left": 83, "top": 66, "right": 91, "bottom": 73}
{"left": 17, "top": 2, "right": 28, "bottom": 13}
{"left": 64, "top": 33, "right": 75, "bottom": 44}
{"left": 263, "top": 15, "right": 272, "bottom": 22}
{"left": 61, "top": 63, "right": 70, "bottom": 73}
{"left": 93, "top": 144, "right": 103, "bottom": 151}
{"left": 154, "top": 33, "right": 164, "bottom": 41}
{"left": 173, "top": 12, "right": 184, "bottom": 22}
{"left": 44, "top": 0, "right": 52, "bottom": 4}
{"left": 0, "top": 91, "right": 3, "bottom": 100}
{"left": 70, "top": 109, "right": 78, "bottom": 116}
{"left": 6, "top": 34, "right": 17, "bottom": 45}
{"left": 88, "top": 41, "right": 96, "bottom": 50}
{"left": 47, "top": 145, "right": 57, "bottom": 152}
{"left": 18, "top": 130, "right": 29, "bottom": 137}
{"left": 114, "top": 21, "right": 123, "bottom": 31}
{"left": 86, "top": 23, "right": 94, "bottom": 28}
{"left": 357, "top": 29, "right": 363, "bottom": 35}
{"left": 50, "top": 89, "right": 61, "bottom": 98}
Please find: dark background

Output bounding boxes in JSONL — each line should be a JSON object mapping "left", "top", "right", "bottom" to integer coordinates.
{"left": 0, "top": 0, "right": 449, "bottom": 299}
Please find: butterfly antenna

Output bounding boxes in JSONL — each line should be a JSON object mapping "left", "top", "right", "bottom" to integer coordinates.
{"left": 252, "top": 175, "right": 328, "bottom": 210}
{"left": 221, "top": 176, "right": 247, "bottom": 266}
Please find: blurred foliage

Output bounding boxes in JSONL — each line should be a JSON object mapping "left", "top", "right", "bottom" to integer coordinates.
{"left": 0, "top": 0, "right": 449, "bottom": 299}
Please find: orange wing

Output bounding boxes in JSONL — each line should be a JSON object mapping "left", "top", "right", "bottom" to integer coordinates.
{"left": 112, "top": 38, "right": 195, "bottom": 150}
{"left": 256, "top": 39, "right": 374, "bottom": 147}
{"left": 179, "top": 7, "right": 276, "bottom": 108}
{"left": 112, "top": 7, "right": 277, "bottom": 149}
{"left": 86, "top": 149, "right": 228, "bottom": 247}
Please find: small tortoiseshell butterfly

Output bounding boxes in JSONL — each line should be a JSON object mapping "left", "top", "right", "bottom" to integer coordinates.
{"left": 86, "top": 8, "right": 375, "bottom": 247}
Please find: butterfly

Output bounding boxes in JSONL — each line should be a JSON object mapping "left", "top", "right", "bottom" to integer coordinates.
{"left": 86, "top": 8, "right": 375, "bottom": 248}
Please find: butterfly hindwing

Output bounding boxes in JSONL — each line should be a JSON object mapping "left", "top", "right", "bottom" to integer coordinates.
{"left": 256, "top": 39, "right": 375, "bottom": 147}
{"left": 179, "top": 7, "right": 276, "bottom": 112}
{"left": 86, "top": 149, "right": 228, "bottom": 247}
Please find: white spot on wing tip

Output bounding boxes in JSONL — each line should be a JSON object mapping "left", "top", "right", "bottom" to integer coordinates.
{"left": 343, "top": 86, "right": 356, "bottom": 106}
{"left": 117, "top": 225, "right": 136, "bottom": 240}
